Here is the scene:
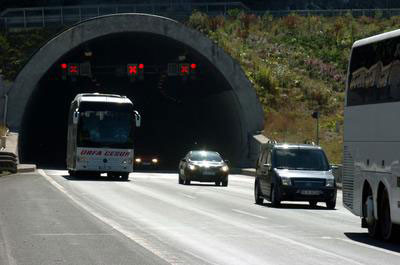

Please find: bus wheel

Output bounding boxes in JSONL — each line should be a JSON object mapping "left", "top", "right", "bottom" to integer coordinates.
{"left": 365, "top": 195, "right": 380, "bottom": 238}
{"left": 380, "top": 188, "right": 394, "bottom": 241}
{"left": 121, "top": 173, "right": 129, "bottom": 181}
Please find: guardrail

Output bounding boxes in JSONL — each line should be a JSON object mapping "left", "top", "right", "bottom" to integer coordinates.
{"left": 0, "top": 2, "right": 248, "bottom": 30}
{"left": 251, "top": 8, "right": 400, "bottom": 18}
{"left": 0, "top": 151, "right": 17, "bottom": 174}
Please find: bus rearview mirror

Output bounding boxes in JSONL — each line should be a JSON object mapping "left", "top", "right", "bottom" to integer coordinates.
{"left": 134, "top": 111, "right": 141, "bottom": 127}
{"left": 73, "top": 111, "right": 79, "bottom": 124}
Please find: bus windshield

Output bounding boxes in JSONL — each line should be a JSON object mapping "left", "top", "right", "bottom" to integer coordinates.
{"left": 273, "top": 148, "right": 329, "bottom": 171}
{"left": 78, "top": 110, "right": 133, "bottom": 148}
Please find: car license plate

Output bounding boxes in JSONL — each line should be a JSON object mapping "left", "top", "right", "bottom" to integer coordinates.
{"left": 300, "top": 190, "right": 321, "bottom": 195}
{"left": 203, "top": 170, "right": 215, "bottom": 176}
{"left": 142, "top": 162, "right": 151, "bottom": 165}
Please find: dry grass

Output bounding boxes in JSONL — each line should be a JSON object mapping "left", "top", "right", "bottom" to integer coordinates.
{"left": 0, "top": 125, "right": 7, "bottom": 136}
{"left": 264, "top": 111, "right": 342, "bottom": 164}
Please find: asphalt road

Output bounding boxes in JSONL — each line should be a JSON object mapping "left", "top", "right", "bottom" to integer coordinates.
{"left": 1, "top": 170, "right": 400, "bottom": 265}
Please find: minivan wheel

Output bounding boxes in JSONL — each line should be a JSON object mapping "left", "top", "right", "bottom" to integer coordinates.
{"left": 309, "top": 201, "right": 318, "bottom": 208}
{"left": 326, "top": 199, "right": 336, "bottom": 209}
{"left": 271, "top": 185, "right": 281, "bottom": 207}
{"left": 254, "top": 180, "right": 264, "bottom": 205}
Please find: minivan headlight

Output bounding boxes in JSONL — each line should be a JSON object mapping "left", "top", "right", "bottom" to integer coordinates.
{"left": 326, "top": 179, "right": 334, "bottom": 187}
{"left": 281, "top": 176, "right": 292, "bottom": 186}
{"left": 221, "top": 165, "right": 229, "bottom": 172}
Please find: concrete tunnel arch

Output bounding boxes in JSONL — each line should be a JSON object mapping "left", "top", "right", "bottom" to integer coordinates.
{"left": 7, "top": 13, "right": 264, "bottom": 168}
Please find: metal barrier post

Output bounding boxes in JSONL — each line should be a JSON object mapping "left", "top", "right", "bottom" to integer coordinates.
{"left": 42, "top": 8, "right": 45, "bottom": 27}
{"left": 23, "top": 9, "right": 27, "bottom": 28}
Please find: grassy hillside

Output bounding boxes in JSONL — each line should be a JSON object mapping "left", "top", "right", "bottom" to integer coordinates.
{"left": 1, "top": 13, "right": 399, "bottom": 163}
{"left": 187, "top": 11, "right": 400, "bottom": 163}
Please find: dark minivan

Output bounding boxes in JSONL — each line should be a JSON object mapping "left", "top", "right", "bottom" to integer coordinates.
{"left": 254, "top": 143, "right": 337, "bottom": 209}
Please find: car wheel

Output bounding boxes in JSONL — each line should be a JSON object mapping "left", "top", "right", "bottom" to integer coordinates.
{"left": 215, "top": 181, "right": 221, "bottom": 186}
{"left": 68, "top": 170, "right": 76, "bottom": 177}
{"left": 309, "top": 201, "right": 318, "bottom": 208}
{"left": 270, "top": 185, "right": 281, "bottom": 207}
{"left": 222, "top": 180, "right": 228, "bottom": 187}
{"left": 184, "top": 179, "right": 191, "bottom": 185}
{"left": 254, "top": 180, "right": 264, "bottom": 205}
{"left": 178, "top": 174, "right": 184, "bottom": 184}
{"left": 326, "top": 199, "right": 336, "bottom": 210}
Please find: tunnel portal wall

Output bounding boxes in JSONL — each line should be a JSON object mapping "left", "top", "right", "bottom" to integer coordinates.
{"left": 7, "top": 13, "right": 264, "bottom": 167}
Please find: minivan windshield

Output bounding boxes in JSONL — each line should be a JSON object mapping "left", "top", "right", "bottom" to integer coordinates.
{"left": 189, "top": 151, "right": 222, "bottom": 162}
{"left": 273, "top": 148, "right": 329, "bottom": 171}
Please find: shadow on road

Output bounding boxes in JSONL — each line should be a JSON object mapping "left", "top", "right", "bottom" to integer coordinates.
{"left": 62, "top": 174, "right": 131, "bottom": 182}
{"left": 258, "top": 202, "right": 335, "bottom": 211}
{"left": 183, "top": 183, "right": 227, "bottom": 187}
{"left": 344, "top": 232, "right": 400, "bottom": 251}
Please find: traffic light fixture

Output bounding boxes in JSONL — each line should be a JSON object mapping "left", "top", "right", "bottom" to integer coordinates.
{"left": 127, "top": 63, "right": 144, "bottom": 81}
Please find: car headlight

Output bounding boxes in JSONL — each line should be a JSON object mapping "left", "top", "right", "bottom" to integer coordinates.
{"left": 189, "top": 164, "right": 196, "bottom": 171}
{"left": 326, "top": 179, "right": 334, "bottom": 187}
{"left": 281, "top": 176, "right": 292, "bottom": 186}
{"left": 152, "top": 158, "right": 158, "bottom": 164}
{"left": 221, "top": 165, "right": 229, "bottom": 172}
{"left": 135, "top": 158, "right": 142, "bottom": 163}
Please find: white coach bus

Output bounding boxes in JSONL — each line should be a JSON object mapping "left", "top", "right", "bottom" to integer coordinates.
{"left": 66, "top": 93, "right": 141, "bottom": 180}
{"left": 343, "top": 29, "right": 400, "bottom": 240}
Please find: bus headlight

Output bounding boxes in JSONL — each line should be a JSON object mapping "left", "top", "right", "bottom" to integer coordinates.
{"left": 326, "top": 179, "right": 334, "bottom": 187}
{"left": 135, "top": 158, "right": 142, "bottom": 164}
{"left": 281, "top": 176, "right": 292, "bottom": 186}
{"left": 152, "top": 158, "right": 158, "bottom": 164}
{"left": 221, "top": 165, "right": 229, "bottom": 172}
{"left": 77, "top": 156, "right": 88, "bottom": 162}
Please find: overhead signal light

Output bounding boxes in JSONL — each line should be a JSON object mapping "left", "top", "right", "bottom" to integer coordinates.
{"left": 68, "top": 63, "right": 79, "bottom": 76}
{"left": 179, "top": 63, "right": 190, "bottom": 76}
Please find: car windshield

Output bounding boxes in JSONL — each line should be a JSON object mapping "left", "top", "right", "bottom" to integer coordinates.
{"left": 274, "top": 148, "right": 329, "bottom": 171}
{"left": 189, "top": 151, "right": 222, "bottom": 162}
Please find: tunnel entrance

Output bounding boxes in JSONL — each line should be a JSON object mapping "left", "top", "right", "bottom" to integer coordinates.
{"left": 19, "top": 32, "right": 243, "bottom": 169}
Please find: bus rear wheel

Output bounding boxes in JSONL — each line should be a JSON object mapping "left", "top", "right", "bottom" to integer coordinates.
{"left": 379, "top": 187, "right": 397, "bottom": 241}
{"left": 364, "top": 194, "right": 380, "bottom": 239}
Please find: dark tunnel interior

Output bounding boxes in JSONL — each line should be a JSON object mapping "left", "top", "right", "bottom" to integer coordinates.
{"left": 19, "top": 32, "right": 243, "bottom": 169}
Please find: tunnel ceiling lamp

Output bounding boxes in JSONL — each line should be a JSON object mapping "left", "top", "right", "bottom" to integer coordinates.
{"left": 178, "top": 55, "right": 186, "bottom": 61}
{"left": 84, "top": 49, "right": 93, "bottom": 57}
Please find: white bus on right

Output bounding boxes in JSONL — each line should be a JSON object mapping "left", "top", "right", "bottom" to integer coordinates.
{"left": 343, "top": 29, "right": 400, "bottom": 240}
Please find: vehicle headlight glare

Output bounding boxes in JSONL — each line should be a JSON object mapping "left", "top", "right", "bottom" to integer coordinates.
{"left": 281, "top": 176, "right": 291, "bottom": 186}
{"left": 152, "top": 158, "right": 158, "bottom": 164}
{"left": 221, "top": 165, "right": 229, "bottom": 172}
{"left": 326, "top": 179, "right": 334, "bottom": 187}
{"left": 135, "top": 158, "right": 141, "bottom": 163}
{"left": 189, "top": 164, "right": 196, "bottom": 171}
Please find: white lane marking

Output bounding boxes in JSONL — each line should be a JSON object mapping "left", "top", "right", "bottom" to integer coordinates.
{"left": 232, "top": 209, "right": 268, "bottom": 220}
{"left": 33, "top": 233, "right": 112, "bottom": 236}
{"left": 38, "top": 169, "right": 186, "bottom": 265}
{"left": 181, "top": 193, "right": 196, "bottom": 199}
{"left": 333, "top": 237, "right": 400, "bottom": 258}
{"left": 121, "top": 182, "right": 364, "bottom": 265}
